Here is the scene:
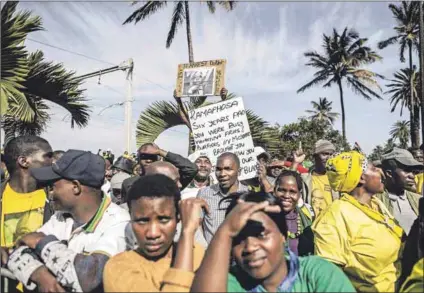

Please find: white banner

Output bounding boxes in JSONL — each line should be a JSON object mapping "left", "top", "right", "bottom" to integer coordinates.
{"left": 189, "top": 97, "right": 257, "bottom": 180}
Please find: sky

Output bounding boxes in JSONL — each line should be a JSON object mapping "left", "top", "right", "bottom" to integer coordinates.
{"left": 7, "top": 0, "right": 415, "bottom": 156}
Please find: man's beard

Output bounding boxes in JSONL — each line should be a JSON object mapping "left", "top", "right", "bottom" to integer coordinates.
{"left": 195, "top": 173, "right": 209, "bottom": 182}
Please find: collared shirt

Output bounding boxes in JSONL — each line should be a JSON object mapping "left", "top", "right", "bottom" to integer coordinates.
{"left": 181, "top": 176, "right": 215, "bottom": 200}
{"left": 197, "top": 183, "right": 249, "bottom": 244}
{"left": 38, "top": 196, "right": 130, "bottom": 256}
{"left": 387, "top": 192, "right": 416, "bottom": 235}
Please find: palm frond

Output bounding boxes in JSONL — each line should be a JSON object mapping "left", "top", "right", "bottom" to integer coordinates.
{"left": 123, "top": 1, "right": 167, "bottom": 25}
{"left": 166, "top": 1, "right": 185, "bottom": 48}
{"left": 1, "top": 1, "right": 43, "bottom": 118}
{"left": 22, "top": 51, "right": 90, "bottom": 128}
{"left": 206, "top": 1, "right": 216, "bottom": 13}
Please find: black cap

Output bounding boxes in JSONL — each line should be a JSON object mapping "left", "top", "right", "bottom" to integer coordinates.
{"left": 30, "top": 150, "right": 105, "bottom": 188}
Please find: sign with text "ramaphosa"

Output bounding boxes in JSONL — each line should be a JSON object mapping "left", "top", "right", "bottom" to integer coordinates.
{"left": 189, "top": 97, "right": 257, "bottom": 181}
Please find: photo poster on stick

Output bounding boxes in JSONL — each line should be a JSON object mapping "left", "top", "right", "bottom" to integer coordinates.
{"left": 176, "top": 59, "right": 226, "bottom": 97}
{"left": 188, "top": 97, "right": 258, "bottom": 181}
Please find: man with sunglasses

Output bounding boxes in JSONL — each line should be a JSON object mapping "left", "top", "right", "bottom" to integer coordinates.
{"left": 0, "top": 136, "right": 54, "bottom": 291}
{"left": 377, "top": 148, "right": 423, "bottom": 235}
{"left": 121, "top": 143, "right": 198, "bottom": 202}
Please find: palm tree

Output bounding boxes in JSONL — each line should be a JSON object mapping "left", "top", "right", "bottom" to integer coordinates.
{"left": 135, "top": 93, "right": 280, "bottom": 152}
{"left": 379, "top": 1, "right": 420, "bottom": 147}
{"left": 390, "top": 120, "right": 410, "bottom": 148}
{"left": 1, "top": 1, "right": 42, "bottom": 118}
{"left": 385, "top": 67, "right": 421, "bottom": 147}
{"left": 305, "top": 97, "right": 339, "bottom": 125}
{"left": 297, "top": 27, "right": 383, "bottom": 141}
{"left": 1, "top": 2, "right": 90, "bottom": 143}
{"left": 123, "top": 1, "right": 235, "bottom": 63}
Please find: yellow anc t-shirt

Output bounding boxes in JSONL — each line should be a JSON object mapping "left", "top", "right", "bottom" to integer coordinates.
{"left": 415, "top": 173, "right": 423, "bottom": 195}
{"left": 312, "top": 194, "right": 403, "bottom": 293}
{"left": 1, "top": 184, "right": 46, "bottom": 248}
{"left": 311, "top": 174, "right": 333, "bottom": 216}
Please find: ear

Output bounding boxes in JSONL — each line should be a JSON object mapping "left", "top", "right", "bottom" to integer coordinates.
{"left": 358, "top": 173, "right": 367, "bottom": 185}
{"left": 17, "top": 156, "right": 29, "bottom": 169}
{"left": 72, "top": 180, "right": 82, "bottom": 196}
{"left": 384, "top": 169, "right": 394, "bottom": 180}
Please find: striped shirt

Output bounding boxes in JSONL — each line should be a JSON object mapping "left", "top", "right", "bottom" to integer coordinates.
{"left": 197, "top": 182, "right": 249, "bottom": 244}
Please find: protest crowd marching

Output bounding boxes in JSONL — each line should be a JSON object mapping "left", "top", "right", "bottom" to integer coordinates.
{"left": 1, "top": 94, "right": 424, "bottom": 293}
{"left": 1, "top": 2, "right": 424, "bottom": 292}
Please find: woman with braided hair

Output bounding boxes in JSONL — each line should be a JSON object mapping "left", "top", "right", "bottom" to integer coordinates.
{"left": 273, "top": 170, "right": 315, "bottom": 256}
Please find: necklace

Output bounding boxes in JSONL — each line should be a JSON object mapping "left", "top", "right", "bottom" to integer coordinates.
{"left": 287, "top": 211, "right": 302, "bottom": 239}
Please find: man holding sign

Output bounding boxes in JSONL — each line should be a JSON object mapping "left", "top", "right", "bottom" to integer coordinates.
{"left": 197, "top": 152, "right": 248, "bottom": 244}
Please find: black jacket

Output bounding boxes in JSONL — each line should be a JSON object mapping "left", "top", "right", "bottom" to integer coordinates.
{"left": 121, "top": 152, "right": 198, "bottom": 201}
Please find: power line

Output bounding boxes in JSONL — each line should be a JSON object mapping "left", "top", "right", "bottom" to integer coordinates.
{"left": 27, "top": 38, "right": 173, "bottom": 92}
{"left": 27, "top": 38, "right": 116, "bottom": 66}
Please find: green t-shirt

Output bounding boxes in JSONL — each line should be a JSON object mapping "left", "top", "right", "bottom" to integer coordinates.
{"left": 227, "top": 255, "right": 356, "bottom": 292}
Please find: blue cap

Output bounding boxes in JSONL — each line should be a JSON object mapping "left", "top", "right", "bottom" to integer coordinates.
{"left": 30, "top": 150, "right": 105, "bottom": 188}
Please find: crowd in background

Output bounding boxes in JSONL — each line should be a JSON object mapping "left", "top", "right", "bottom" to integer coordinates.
{"left": 0, "top": 135, "right": 423, "bottom": 293}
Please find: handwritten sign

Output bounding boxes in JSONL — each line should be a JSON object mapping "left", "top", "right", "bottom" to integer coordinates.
{"left": 176, "top": 59, "right": 226, "bottom": 97}
{"left": 189, "top": 97, "right": 257, "bottom": 180}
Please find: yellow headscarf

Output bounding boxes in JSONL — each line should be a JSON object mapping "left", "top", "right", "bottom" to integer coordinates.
{"left": 326, "top": 151, "right": 368, "bottom": 193}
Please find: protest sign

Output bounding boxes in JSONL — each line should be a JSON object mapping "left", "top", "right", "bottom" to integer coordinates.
{"left": 189, "top": 97, "right": 257, "bottom": 180}
{"left": 176, "top": 59, "right": 226, "bottom": 97}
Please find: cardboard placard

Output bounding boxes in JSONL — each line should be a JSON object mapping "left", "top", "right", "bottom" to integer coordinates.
{"left": 189, "top": 97, "right": 257, "bottom": 180}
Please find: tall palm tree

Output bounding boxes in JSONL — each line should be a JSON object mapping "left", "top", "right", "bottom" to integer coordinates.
{"left": 123, "top": 1, "right": 235, "bottom": 63}
{"left": 419, "top": 2, "right": 424, "bottom": 143}
{"left": 305, "top": 97, "right": 339, "bottom": 125}
{"left": 1, "top": 2, "right": 90, "bottom": 143}
{"left": 390, "top": 120, "right": 410, "bottom": 148}
{"left": 379, "top": 1, "right": 420, "bottom": 147}
{"left": 385, "top": 67, "right": 421, "bottom": 147}
{"left": 297, "top": 27, "right": 383, "bottom": 140}
{"left": 135, "top": 93, "right": 280, "bottom": 152}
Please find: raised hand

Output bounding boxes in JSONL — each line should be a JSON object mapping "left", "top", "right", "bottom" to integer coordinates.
{"left": 179, "top": 198, "right": 210, "bottom": 235}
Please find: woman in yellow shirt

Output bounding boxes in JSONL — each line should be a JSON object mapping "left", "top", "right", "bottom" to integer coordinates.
{"left": 312, "top": 151, "right": 404, "bottom": 293}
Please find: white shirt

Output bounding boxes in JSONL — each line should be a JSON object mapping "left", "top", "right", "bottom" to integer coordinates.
{"left": 38, "top": 197, "right": 130, "bottom": 256}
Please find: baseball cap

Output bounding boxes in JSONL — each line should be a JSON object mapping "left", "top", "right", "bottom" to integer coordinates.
{"left": 381, "top": 147, "right": 424, "bottom": 169}
{"left": 188, "top": 151, "right": 210, "bottom": 163}
{"left": 30, "top": 150, "right": 106, "bottom": 188}
{"left": 254, "top": 147, "right": 270, "bottom": 160}
{"left": 110, "top": 172, "right": 131, "bottom": 189}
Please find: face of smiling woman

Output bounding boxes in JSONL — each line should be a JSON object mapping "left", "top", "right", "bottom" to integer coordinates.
{"left": 274, "top": 176, "right": 301, "bottom": 213}
{"left": 231, "top": 211, "right": 286, "bottom": 281}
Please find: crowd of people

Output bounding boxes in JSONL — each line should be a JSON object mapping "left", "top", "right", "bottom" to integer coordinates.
{"left": 0, "top": 135, "right": 423, "bottom": 292}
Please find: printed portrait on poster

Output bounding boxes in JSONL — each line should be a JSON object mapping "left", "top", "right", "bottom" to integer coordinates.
{"left": 176, "top": 59, "right": 226, "bottom": 97}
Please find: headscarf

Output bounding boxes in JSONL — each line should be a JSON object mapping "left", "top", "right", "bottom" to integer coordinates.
{"left": 326, "top": 151, "right": 368, "bottom": 193}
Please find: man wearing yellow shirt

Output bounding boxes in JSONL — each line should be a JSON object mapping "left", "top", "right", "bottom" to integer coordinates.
{"left": 0, "top": 136, "right": 53, "bottom": 292}
{"left": 292, "top": 139, "right": 338, "bottom": 216}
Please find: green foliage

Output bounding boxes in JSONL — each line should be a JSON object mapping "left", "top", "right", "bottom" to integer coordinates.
{"left": 1, "top": 1, "right": 90, "bottom": 143}
{"left": 264, "top": 118, "right": 349, "bottom": 160}
{"left": 368, "top": 139, "right": 398, "bottom": 162}
{"left": 390, "top": 120, "right": 410, "bottom": 148}
{"left": 306, "top": 97, "right": 339, "bottom": 124}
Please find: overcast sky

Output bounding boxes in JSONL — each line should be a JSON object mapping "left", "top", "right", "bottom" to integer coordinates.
{"left": 15, "top": 0, "right": 413, "bottom": 156}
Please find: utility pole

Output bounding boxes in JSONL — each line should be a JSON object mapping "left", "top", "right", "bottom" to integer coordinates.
{"left": 75, "top": 58, "right": 134, "bottom": 153}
